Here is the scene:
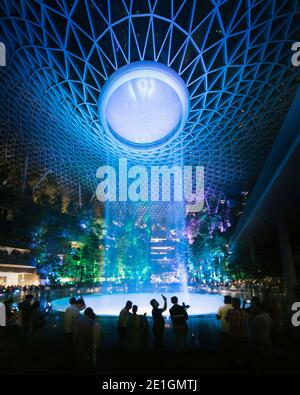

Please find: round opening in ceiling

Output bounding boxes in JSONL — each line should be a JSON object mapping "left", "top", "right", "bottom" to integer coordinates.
{"left": 99, "top": 61, "right": 190, "bottom": 150}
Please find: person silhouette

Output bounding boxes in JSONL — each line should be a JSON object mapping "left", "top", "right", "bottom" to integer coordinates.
{"left": 150, "top": 294, "right": 167, "bottom": 351}
{"left": 169, "top": 296, "right": 189, "bottom": 353}
{"left": 117, "top": 300, "right": 132, "bottom": 351}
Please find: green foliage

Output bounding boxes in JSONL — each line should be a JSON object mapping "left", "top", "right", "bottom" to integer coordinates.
{"left": 186, "top": 211, "right": 230, "bottom": 281}
{"left": 32, "top": 209, "right": 105, "bottom": 284}
{"left": 104, "top": 214, "right": 152, "bottom": 283}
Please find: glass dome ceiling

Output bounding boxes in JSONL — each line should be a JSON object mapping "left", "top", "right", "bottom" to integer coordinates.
{"left": 0, "top": 0, "right": 299, "bottom": 203}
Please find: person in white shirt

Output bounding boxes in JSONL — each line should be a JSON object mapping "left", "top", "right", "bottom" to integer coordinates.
{"left": 0, "top": 301, "right": 6, "bottom": 348}
{"left": 216, "top": 295, "right": 233, "bottom": 355}
{"left": 64, "top": 297, "right": 78, "bottom": 334}
{"left": 0, "top": 301, "right": 6, "bottom": 327}
{"left": 64, "top": 297, "right": 85, "bottom": 353}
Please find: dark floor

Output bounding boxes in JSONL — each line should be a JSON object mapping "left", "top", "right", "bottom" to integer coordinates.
{"left": 2, "top": 346, "right": 300, "bottom": 375}
{"left": 1, "top": 323, "right": 300, "bottom": 375}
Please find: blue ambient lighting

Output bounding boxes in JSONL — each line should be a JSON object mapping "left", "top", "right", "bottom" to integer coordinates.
{"left": 0, "top": 1, "right": 297, "bottom": 198}
{"left": 99, "top": 61, "right": 190, "bottom": 150}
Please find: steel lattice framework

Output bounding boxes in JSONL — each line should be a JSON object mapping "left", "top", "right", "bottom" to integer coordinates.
{"left": 0, "top": 0, "right": 300, "bottom": 203}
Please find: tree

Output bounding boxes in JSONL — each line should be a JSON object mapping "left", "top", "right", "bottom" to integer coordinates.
{"left": 105, "top": 209, "right": 152, "bottom": 284}
{"left": 32, "top": 208, "right": 105, "bottom": 284}
{"left": 185, "top": 210, "right": 231, "bottom": 282}
{"left": 32, "top": 212, "right": 78, "bottom": 283}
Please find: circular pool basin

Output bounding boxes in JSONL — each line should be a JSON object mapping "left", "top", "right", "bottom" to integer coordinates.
{"left": 52, "top": 292, "right": 224, "bottom": 317}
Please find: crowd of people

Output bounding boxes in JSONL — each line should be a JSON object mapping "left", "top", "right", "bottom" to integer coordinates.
{"left": 0, "top": 284, "right": 43, "bottom": 297}
{"left": 216, "top": 294, "right": 279, "bottom": 369}
{"left": 0, "top": 287, "right": 286, "bottom": 374}
{"left": 62, "top": 293, "right": 189, "bottom": 373}
{"left": 0, "top": 294, "right": 50, "bottom": 355}
{"left": 202, "top": 278, "right": 285, "bottom": 295}
{"left": 0, "top": 277, "right": 285, "bottom": 299}
{"left": 116, "top": 295, "right": 189, "bottom": 353}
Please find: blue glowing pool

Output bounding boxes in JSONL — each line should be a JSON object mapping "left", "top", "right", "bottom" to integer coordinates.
{"left": 52, "top": 292, "right": 224, "bottom": 317}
